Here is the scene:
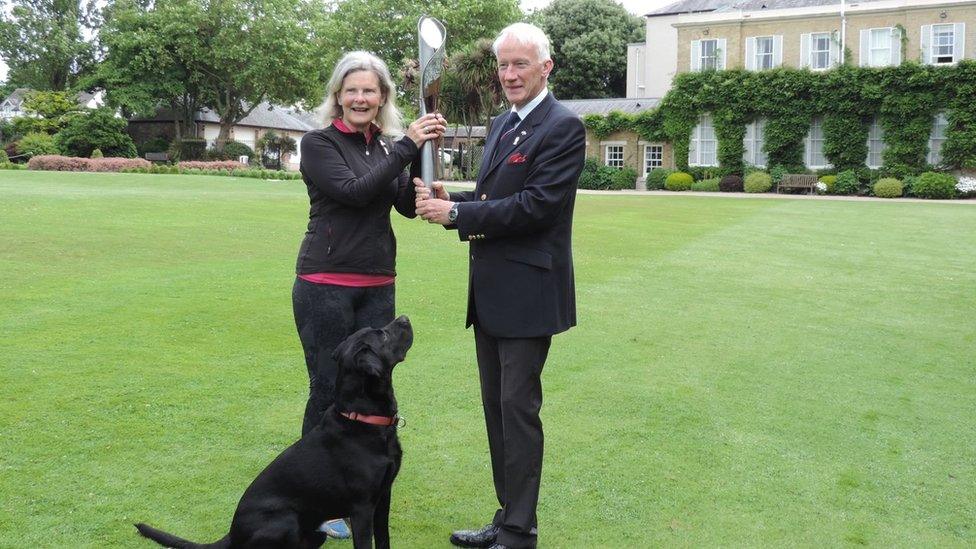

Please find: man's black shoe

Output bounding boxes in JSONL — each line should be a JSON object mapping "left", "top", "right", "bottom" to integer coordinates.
{"left": 450, "top": 524, "right": 499, "bottom": 547}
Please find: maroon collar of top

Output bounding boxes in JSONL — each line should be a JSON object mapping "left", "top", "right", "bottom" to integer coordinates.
{"left": 333, "top": 118, "right": 381, "bottom": 144}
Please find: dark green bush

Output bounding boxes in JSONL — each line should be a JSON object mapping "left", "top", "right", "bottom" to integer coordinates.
{"left": 609, "top": 167, "right": 638, "bottom": 190}
{"left": 221, "top": 141, "right": 255, "bottom": 161}
{"left": 577, "top": 158, "right": 622, "bottom": 190}
{"left": 138, "top": 136, "right": 171, "bottom": 157}
{"left": 664, "top": 171, "right": 693, "bottom": 191}
{"left": 719, "top": 174, "right": 744, "bottom": 192}
{"left": 872, "top": 177, "right": 903, "bottom": 198}
{"left": 744, "top": 172, "right": 773, "bottom": 193}
{"left": 833, "top": 170, "right": 861, "bottom": 195}
{"left": 645, "top": 168, "right": 673, "bottom": 190}
{"left": 0, "top": 149, "right": 8, "bottom": 163}
{"left": 177, "top": 139, "right": 208, "bottom": 161}
{"left": 686, "top": 166, "right": 719, "bottom": 182}
{"left": 912, "top": 172, "right": 957, "bottom": 199}
{"left": 691, "top": 177, "right": 720, "bottom": 192}
{"left": 54, "top": 108, "right": 138, "bottom": 158}
{"left": 18, "top": 132, "right": 59, "bottom": 157}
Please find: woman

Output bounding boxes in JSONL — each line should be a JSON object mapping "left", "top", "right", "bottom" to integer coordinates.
{"left": 293, "top": 50, "right": 445, "bottom": 539}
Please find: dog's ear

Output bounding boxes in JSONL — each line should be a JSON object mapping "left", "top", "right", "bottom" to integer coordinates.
{"left": 356, "top": 347, "right": 385, "bottom": 378}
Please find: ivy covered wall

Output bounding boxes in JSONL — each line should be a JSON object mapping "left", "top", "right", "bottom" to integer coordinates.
{"left": 583, "top": 61, "right": 976, "bottom": 176}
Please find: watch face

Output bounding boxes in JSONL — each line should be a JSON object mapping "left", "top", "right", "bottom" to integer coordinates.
{"left": 449, "top": 205, "right": 458, "bottom": 222}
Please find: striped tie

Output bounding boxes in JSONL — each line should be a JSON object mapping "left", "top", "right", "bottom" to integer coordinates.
{"left": 493, "top": 112, "right": 520, "bottom": 162}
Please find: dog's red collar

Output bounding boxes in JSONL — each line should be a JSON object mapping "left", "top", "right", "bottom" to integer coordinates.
{"left": 340, "top": 411, "right": 401, "bottom": 427}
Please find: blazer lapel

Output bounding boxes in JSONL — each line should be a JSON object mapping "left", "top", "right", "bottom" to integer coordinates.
{"left": 479, "top": 94, "right": 556, "bottom": 183}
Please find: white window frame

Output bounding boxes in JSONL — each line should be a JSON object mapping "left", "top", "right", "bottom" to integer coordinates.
{"left": 742, "top": 120, "right": 767, "bottom": 168}
{"left": 865, "top": 119, "right": 886, "bottom": 169}
{"left": 756, "top": 36, "right": 774, "bottom": 70}
{"left": 689, "top": 114, "right": 718, "bottom": 167}
{"left": 811, "top": 33, "right": 832, "bottom": 70}
{"left": 804, "top": 118, "right": 830, "bottom": 169}
{"left": 928, "top": 112, "right": 949, "bottom": 165}
{"left": 922, "top": 23, "right": 966, "bottom": 65}
{"left": 701, "top": 39, "right": 718, "bottom": 70}
{"left": 691, "top": 38, "right": 726, "bottom": 71}
{"left": 640, "top": 142, "right": 664, "bottom": 176}
{"left": 603, "top": 142, "right": 626, "bottom": 168}
{"left": 860, "top": 27, "right": 902, "bottom": 67}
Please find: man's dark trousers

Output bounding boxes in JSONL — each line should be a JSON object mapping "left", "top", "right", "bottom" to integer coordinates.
{"left": 474, "top": 324, "right": 551, "bottom": 548}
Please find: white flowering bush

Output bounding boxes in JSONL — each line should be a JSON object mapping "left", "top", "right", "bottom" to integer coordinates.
{"left": 815, "top": 181, "right": 827, "bottom": 193}
{"left": 956, "top": 176, "right": 976, "bottom": 196}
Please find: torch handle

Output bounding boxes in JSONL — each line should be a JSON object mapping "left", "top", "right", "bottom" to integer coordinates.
{"left": 419, "top": 101, "right": 435, "bottom": 189}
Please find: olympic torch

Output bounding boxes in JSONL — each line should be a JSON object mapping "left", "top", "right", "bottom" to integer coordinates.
{"left": 417, "top": 15, "right": 446, "bottom": 189}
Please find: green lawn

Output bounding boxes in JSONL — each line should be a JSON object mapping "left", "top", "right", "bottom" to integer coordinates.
{"left": 1, "top": 171, "right": 974, "bottom": 547}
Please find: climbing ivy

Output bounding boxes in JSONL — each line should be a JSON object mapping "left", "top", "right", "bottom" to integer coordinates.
{"left": 581, "top": 61, "right": 976, "bottom": 174}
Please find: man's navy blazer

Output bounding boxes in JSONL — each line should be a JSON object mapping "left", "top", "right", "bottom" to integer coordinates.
{"left": 449, "top": 93, "right": 586, "bottom": 338}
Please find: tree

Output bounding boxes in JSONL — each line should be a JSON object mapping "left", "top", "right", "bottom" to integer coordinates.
{"left": 533, "top": 0, "right": 643, "bottom": 99}
{"left": 11, "top": 90, "right": 82, "bottom": 135}
{"left": 321, "top": 0, "right": 521, "bottom": 93}
{"left": 0, "top": 0, "right": 98, "bottom": 90}
{"left": 55, "top": 107, "right": 138, "bottom": 157}
{"left": 99, "top": 0, "right": 324, "bottom": 151}
{"left": 256, "top": 130, "right": 296, "bottom": 170}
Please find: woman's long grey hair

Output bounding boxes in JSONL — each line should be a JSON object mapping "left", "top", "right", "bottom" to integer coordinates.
{"left": 316, "top": 51, "right": 405, "bottom": 136}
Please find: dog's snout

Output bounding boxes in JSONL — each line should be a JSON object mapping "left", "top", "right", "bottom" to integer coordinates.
{"left": 394, "top": 315, "right": 410, "bottom": 327}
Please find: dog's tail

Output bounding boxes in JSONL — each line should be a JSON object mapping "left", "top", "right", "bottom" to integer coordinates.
{"left": 134, "top": 523, "right": 229, "bottom": 548}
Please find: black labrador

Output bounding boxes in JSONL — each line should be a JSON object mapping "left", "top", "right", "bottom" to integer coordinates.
{"left": 135, "top": 315, "right": 413, "bottom": 548}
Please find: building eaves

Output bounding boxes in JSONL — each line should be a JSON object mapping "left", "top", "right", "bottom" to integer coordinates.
{"left": 560, "top": 97, "right": 661, "bottom": 117}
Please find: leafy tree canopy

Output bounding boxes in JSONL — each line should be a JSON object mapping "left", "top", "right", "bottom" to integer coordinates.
{"left": 0, "top": 0, "right": 98, "bottom": 90}
{"left": 533, "top": 0, "right": 643, "bottom": 99}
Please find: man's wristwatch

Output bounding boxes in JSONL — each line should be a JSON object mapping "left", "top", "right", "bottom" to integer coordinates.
{"left": 448, "top": 203, "right": 459, "bottom": 223}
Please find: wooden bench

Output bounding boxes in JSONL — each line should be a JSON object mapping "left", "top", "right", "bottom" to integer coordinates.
{"left": 145, "top": 152, "right": 169, "bottom": 163}
{"left": 777, "top": 173, "right": 818, "bottom": 194}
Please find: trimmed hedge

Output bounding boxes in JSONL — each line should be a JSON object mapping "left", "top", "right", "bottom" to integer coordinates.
{"left": 744, "top": 172, "right": 773, "bottom": 193}
{"left": 690, "top": 177, "right": 720, "bottom": 192}
{"left": 664, "top": 171, "right": 693, "bottom": 191}
{"left": 912, "top": 172, "right": 957, "bottom": 199}
{"left": 28, "top": 155, "right": 152, "bottom": 172}
{"left": 873, "top": 177, "right": 903, "bottom": 198}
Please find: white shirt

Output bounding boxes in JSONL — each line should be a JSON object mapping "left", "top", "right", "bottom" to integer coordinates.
{"left": 510, "top": 87, "right": 549, "bottom": 129}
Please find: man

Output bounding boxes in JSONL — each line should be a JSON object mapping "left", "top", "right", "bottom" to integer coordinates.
{"left": 414, "top": 22, "right": 586, "bottom": 549}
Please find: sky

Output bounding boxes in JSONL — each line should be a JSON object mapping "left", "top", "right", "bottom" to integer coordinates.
{"left": 0, "top": 0, "right": 675, "bottom": 85}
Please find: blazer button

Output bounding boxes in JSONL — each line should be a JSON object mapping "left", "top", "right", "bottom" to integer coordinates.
{"left": 480, "top": 194, "right": 487, "bottom": 200}
{"left": 470, "top": 254, "right": 475, "bottom": 260}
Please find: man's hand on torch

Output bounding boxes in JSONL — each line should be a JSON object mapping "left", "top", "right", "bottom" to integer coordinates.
{"left": 414, "top": 177, "right": 454, "bottom": 225}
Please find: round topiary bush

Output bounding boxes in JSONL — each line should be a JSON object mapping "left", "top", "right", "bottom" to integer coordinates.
{"left": 744, "top": 172, "right": 772, "bottom": 193}
{"left": 912, "top": 172, "right": 957, "bottom": 199}
{"left": 872, "top": 177, "right": 903, "bottom": 198}
{"left": 690, "top": 177, "right": 720, "bottom": 192}
{"left": 664, "top": 171, "right": 693, "bottom": 191}
{"left": 90, "top": 148, "right": 103, "bottom": 158}
{"left": 719, "top": 174, "right": 744, "bottom": 192}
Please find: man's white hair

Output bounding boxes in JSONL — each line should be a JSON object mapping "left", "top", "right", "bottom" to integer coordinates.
{"left": 492, "top": 22, "right": 552, "bottom": 62}
{"left": 316, "top": 50, "right": 404, "bottom": 136}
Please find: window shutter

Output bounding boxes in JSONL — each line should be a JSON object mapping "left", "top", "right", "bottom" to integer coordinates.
{"left": 891, "top": 27, "right": 902, "bottom": 65}
{"left": 691, "top": 40, "right": 701, "bottom": 71}
{"left": 955, "top": 23, "right": 966, "bottom": 63}
{"left": 920, "top": 25, "right": 932, "bottom": 64}
{"left": 859, "top": 29, "right": 870, "bottom": 66}
{"left": 745, "top": 37, "right": 755, "bottom": 70}
{"left": 800, "top": 33, "right": 810, "bottom": 68}
{"left": 773, "top": 35, "right": 783, "bottom": 67}
{"left": 718, "top": 38, "right": 727, "bottom": 70}
{"left": 688, "top": 125, "right": 698, "bottom": 165}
